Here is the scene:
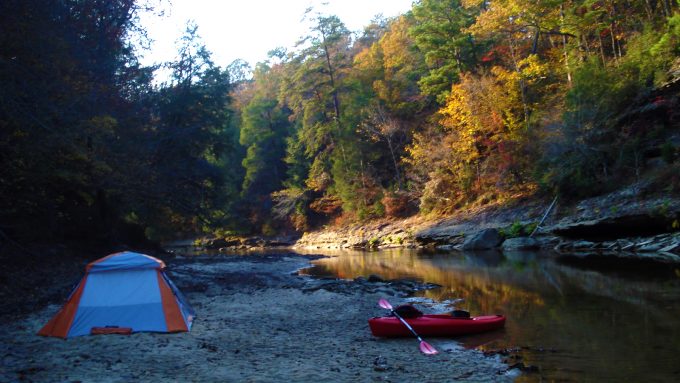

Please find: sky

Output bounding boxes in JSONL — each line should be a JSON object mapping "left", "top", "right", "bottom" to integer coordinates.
{"left": 138, "top": 0, "right": 415, "bottom": 71}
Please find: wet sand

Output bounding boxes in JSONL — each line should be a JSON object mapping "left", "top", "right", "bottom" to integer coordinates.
{"left": 0, "top": 253, "right": 516, "bottom": 382}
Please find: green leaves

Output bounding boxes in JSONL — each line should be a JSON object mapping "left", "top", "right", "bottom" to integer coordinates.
{"left": 410, "top": 0, "right": 480, "bottom": 102}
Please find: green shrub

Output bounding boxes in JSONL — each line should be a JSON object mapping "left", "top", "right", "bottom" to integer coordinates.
{"left": 500, "top": 221, "right": 538, "bottom": 238}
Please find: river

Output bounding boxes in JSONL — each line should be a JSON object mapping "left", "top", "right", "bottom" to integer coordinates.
{"left": 297, "top": 248, "right": 680, "bottom": 382}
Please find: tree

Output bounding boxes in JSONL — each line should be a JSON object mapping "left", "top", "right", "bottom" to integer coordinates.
{"left": 136, "top": 23, "right": 238, "bottom": 237}
{"left": 352, "top": 15, "right": 432, "bottom": 191}
{"left": 277, "top": 14, "right": 354, "bottom": 214}
{"left": 410, "top": 0, "right": 481, "bottom": 103}
{"left": 0, "top": 0, "right": 153, "bottom": 241}
{"left": 237, "top": 63, "right": 292, "bottom": 232}
{"left": 226, "top": 59, "right": 253, "bottom": 84}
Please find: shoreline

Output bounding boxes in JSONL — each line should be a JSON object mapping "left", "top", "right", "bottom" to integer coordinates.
{"left": 191, "top": 190, "right": 680, "bottom": 264}
{"left": 1, "top": 252, "right": 518, "bottom": 382}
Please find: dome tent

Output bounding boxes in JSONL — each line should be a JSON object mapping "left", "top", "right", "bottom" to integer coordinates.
{"left": 38, "top": 251, "right": 194, "bottom": 338}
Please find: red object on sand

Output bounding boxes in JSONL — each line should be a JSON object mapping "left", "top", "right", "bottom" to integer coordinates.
{"left": 369, "top": 314, "right": 506, "bottom": 338}
{"left": 90, "top": 327, "right": 133, "bottom": 335}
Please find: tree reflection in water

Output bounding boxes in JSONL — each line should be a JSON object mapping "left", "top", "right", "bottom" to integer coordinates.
{"left": 299, "top": 248, "right": 680, "bottom": 382}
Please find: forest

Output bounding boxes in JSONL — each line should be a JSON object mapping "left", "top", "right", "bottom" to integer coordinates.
{"left": 1, "top": 0, "right": 679, "bottom": 245}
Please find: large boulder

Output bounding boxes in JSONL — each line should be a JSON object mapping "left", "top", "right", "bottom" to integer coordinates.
{"left": 462, "top": 229, "right": 503, "bottom": 250}
{"left": 501, "top": 236, "right": 540, "bottom": 251}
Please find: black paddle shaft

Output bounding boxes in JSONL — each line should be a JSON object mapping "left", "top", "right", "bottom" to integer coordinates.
{"left": 391, "top": 309, "right": 425, "bottom": 342}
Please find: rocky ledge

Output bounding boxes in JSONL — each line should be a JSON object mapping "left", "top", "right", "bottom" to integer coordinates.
{"left": 185, "top": 182, "right": 680, "bottom": 264}
{"left": 293, "top": 182, "right": 680, "bottom": 264}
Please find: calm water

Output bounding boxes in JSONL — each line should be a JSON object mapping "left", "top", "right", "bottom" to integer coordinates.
{"left": 298, "top": 248, "right": 680, "bottom": 382}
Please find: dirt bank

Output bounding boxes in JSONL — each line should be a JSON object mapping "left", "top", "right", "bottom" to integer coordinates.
{"left": 0, "top": 252, "right": 516, "bottom": 382}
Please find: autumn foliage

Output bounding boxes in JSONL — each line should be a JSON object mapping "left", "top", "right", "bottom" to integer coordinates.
{"left": 2, "top": 0, "right": 679, "bottom": 241}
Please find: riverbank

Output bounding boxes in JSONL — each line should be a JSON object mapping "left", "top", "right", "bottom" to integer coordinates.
{"left": 291, "top": 182, "right": 680, "bottom": 263}
{"left": 0, "top": 252, "right": 518, "bottom": 382}
{"left": 192, "top": 182, "right": 680, "bottom": 262}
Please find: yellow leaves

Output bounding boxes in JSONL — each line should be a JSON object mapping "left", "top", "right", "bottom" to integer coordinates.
{"left": 353, "top": 15, "right": 415, "bottom": 78}
{"left": 409, "top": 66, "right": 535, "bottom": 198}
{"left": 439, "top": 83, "right": 471, "bottom": 129}
{"left": 352, "top": 45, "right": 377, "bottom": 72}
{"left": 437, "top": 79, "right": 482, "bottom": 166}
{"left": 461, "top": 0, "right": 485, "bottom": 8}
{"left": 466, "top": 0, "right": 564, "bottom": 42}
{"left": 517, "top": 54, "right": 549, "bottom": 81}
{"left": 380, "top": 16, "right": 412, "bottom": 70}
{"left": 490, "top": 65, "right": 517, "bottom": 88}
{"left": 404, "top": 133, "right": 428, "bottom": 165}
{"left": 490, "top": 54, "right": 550, "bottom": 88}
{"left": 465, "top": 1, "right": 517, "bottom": 38}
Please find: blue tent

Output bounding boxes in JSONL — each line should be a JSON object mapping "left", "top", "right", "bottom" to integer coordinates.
{"left": 39, "top": 251, "right": 195, "bottom": 338}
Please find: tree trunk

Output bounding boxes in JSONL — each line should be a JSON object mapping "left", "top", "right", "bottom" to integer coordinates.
{"left": 322, "top": 42, "right": 341, "bottom": 124}
{"left": 610, "top": 23, "right": 618, "bottom": 60}
{"left": 531, "top": 26, "right": 540, "bottom": 55}
{"left": 320, "top": 34, "right": 348, "bottom": 168}
{"left": 468, "top": 35, "right": 478, "bottom": 66}
{"left": 509, "top": 40, "right": 531, "bottom": 131}
{"left": 662, "top": 0, "right": 672, "bottom": 16}
{"left": 385, "top": 135, "right": 402, "bottom": 190}
{"left": 561, "top": 6, "right": 572, "bottom": 86}
{"left": 580, "top": 34, "right": 590, "bottom": 59}
{"left": 643, "top": 0, "right": 654, "bottom": 19}
{"left": 598, "top": 33, "right": 607, "bottom": 65}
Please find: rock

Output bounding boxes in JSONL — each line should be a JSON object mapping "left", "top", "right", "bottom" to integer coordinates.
{"left": 205, "top": 238, "right": 227, "bottom": 249}
{"left": 462, "top": 229, "right": 503, "bottom": 250}
{"left": 436, "top": 244, "right": 455, "bottom": 250}
{"left": 636, "top": 239, "right": 654, "bottom": 247}
{"left": 621, "top": 242, "right": 636, "bottom": 251}
{"left": 349, "top": 240, "right": 368, "bottom": 249}
{"left": 554, "top": 241, "right": 570, "bottom": 251}
{"left": 638, "top": 244, "right": 663, "bottom": 252}
{"left": 241, "top": 237, "right": 261, "bottom": 246}
{"left": 204, "top": 237, "right": 247, "bottom": 249}
{"left": 415, "top": 232, "right": 464, "bottom": 247}
{"left": 572, "top": 240, "right": 595, "bottom": 249}
{"left": 367, "top": 274, "right": 384, "bottom": 283}
{"left": 660, "top": 243, "right": 679, "bottom": 253}
{"left": 501, "top": 237, "right": 539, "bottom": 250}
{"left": 265, "top": 236, "right": 296, "bottom": 247}
{"left": 605, "top": 242, "right": 620, "bottom": 250}
{"left": 658, "top": 252, "right": 680, "bottom": 262}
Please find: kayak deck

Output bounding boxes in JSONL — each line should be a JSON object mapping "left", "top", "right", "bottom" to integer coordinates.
{"left": 368, "top": 314, "right": 506, "bottom": 338}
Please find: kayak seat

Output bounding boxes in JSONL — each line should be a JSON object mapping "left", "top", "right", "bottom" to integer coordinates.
{"left": 391, "top": 304, "right": 423, "bottom": 318}
{"left": 450, "top": 310, "right": 470, "bottom": 318}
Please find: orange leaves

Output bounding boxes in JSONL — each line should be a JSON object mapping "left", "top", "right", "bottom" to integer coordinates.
{"left": 309, "top": 194, "right": 343, "bottom": 215}
{"left": 406, "top": 62, "right": 542, "bottom": 211}
{"left": 382, "top": 192, "right": 414, "bottom": 218}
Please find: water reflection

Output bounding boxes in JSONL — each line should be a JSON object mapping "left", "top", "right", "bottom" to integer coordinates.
{"left": 299, "top": 248, "right": 680, "bottom": 382}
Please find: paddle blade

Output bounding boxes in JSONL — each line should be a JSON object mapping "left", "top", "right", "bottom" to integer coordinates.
{"left": 419, "top": 341, "right": 439, "bottom": 355}
{"left": 378, "top": 298, "right": 393, "bottom": 310}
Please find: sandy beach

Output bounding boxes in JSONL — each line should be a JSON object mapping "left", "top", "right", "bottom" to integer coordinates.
{"left": 1, "top": 252, "right": 516, "bottom": 382}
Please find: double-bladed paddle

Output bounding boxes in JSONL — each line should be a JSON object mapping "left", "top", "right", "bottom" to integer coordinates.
{"left": 378, "top": 298, "right": 438, "bottom": 355}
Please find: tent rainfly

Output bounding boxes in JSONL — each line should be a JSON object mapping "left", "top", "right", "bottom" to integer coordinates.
{"left": 38, "top": 251, "right": 195, "bottom": 338}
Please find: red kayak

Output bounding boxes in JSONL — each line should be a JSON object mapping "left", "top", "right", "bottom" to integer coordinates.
{"left": 369, "top": 314, "right": 506, "bottom": 338}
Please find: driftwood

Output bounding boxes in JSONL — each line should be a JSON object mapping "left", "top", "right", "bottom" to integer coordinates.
{"left": 530, "top": 196, "right": 558, "bottom": 237}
